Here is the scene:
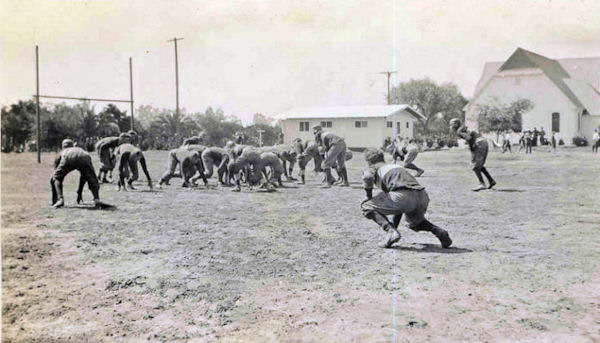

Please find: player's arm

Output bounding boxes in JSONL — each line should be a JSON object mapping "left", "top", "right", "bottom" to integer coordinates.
{"left": 76, "top": 173, "right": 87, "bottom": 203}
{"left": 362, "top": 168, "right": 376, "bottom": 201}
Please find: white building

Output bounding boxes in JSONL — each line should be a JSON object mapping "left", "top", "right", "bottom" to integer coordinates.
{"left": 275, "top": 105, "right": 426, "bottom": 149}
{"left": 465, "top": 48, "right": 600, "bottom": 144}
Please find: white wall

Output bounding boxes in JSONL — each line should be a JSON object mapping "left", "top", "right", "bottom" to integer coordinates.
{"left": 281, "top": 111, "right": 417, "bottom": 148}
{"left": 582, "top": 115, "right": 600, "bottom": 140}
{"left": 465, "top": 68, "right": 583, "bottom": 144}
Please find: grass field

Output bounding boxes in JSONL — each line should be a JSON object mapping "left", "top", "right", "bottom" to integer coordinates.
{"left": 2, "top": 147, "right": 600, "bottom": 342}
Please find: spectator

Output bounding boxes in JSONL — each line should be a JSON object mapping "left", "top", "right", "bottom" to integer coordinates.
{"left": 539, "top": 127, "right": 546, "bottom": 145}
{"left": 592, "top": 129, "right": 599, "bottom": 154}
{"left": 502, "top": 130, "right": 512, "bottom": 153}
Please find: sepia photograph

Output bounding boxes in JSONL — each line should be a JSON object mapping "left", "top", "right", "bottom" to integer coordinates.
{"left": 1, "top": 0, "right": 599, "bottom": 341}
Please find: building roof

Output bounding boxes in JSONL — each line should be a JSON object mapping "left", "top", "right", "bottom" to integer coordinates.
{"left": 564, "top": 79, "right": 600, "bottom": 115}
{"left": 275, "top": 105, "right": 426, "bottom": 122}
{"left": 467, "top": 48, "right": 600, "bottom": 115}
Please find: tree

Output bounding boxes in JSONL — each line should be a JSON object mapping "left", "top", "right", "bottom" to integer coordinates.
{"left": 99, "top": 104, "right": 130, "bottom": 132}
{"left": 1, "top": 101, "right": 36, "bottom": 152}
{"left": 136, "top": 104, "right": 162, "bottom": 129}
{"left": 476, "top": 99, "right": 534, "bottom": 133}
{"left": 193, "top": 107, "right": 243, "bottom": 146}
{"left": 252, "top": 113, "right": 274, "bottom": 125}
{"left": 392, "top": 78, "right": 468, "bottom": 135}
{"left": 243, "top": 124, "right": 282, "bottom": 146}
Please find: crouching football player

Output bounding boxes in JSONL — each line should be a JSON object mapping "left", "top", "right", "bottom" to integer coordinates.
{"left": 51, "top": 139, "right": 111, "bottom": 209}
{"left": 360, "top": 148, "right": 452, "bottom": 249}
{"left": 114, "top": 143, "right": 153, "bottom": 191}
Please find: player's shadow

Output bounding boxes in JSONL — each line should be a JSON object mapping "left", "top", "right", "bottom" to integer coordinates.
{"left": 492, "top": 188, "right": 525, "bottom": 193}
{"left": 137, "top": 189, "right": 163, "bottom": 193}
{"left": 63, "top": 204, "right": 117, "bottom": 211}
{"left": 392, "top": 243, "right": 472, "bottom": 254}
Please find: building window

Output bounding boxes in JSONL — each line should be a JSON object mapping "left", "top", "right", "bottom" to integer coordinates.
{"left": 515, "top": 77, "right": 521, "bottom": 85}
{"left": 406, "top": 122, "right": 410, "bottom": 128}
{"left": 320, "top": 121, "right": 332, "bottom": 128}
{"left": 552, "top": 113, "right": 560, "bottom": 133}
{"left": 355, "top": 121, "right": 368, "bottom": 128}
{"left": 397, "top": 122, "right": 401, "bottom": 134}
{"left": 299, "top": 121, "right": 310, "bottom": 132}
{"left": 386, "top": 121, "right": 393, "bottom": 128}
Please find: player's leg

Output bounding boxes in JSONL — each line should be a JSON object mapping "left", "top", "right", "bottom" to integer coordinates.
{"left": 404, "top": 190, "right": 452, "bottom": 248}
{"left": 127, "top": 157, "right": 139, "bottom": 189}
{"left": 117, "top": 153, "right": 130, "bottom": 191}
{"left": 217, "top": 157, "right": 230, "bottom": 185}
{"left": 321, "top": 144, "right": 341, "bottom": 188}
{"left": 336, "top": 146, "right": 349, "bottom": 187}
{"left": 202, "top": 154, "right": 215, "bottom": 179}
{"left": 51, "top": 160, "right": 73, "bottom": 208}
{"left": 361, "top": 192, "right": 402, "bottom": 248}
{"left": 158, "top": 152, "right": 178, "bottom": 187}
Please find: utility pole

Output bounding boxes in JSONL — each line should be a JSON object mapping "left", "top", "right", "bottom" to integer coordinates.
{"left": 379, "top": 71, "right": 397, "bottom": 105}
{"left": 35, "top": 45, "right": 41, "bottom": 163}
{"left": 129, "top": 57, "right": 134, "bottom": 131}
{"left": 167, "top": 37, "right": 184, "bottom": 116}
{"left": 257, "top": 129, "right": 265, "bottom": 147}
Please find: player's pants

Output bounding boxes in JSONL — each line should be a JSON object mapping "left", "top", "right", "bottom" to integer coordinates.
{"left": 361, "top": 189, "right": 429, "bottom": 229}
{"left": 159, "top": 151, "right": 179, "bottom": 184}
{"left": 471, "top": 140, "right": 489, "bottom": 172}
{"left": 322, "top": 141, "right": 347, "bottom": 170}
{"left": 403, "top": 150, "right": 420, "bottom": 171}
{"left": 52, "top": 156, "right": 99, "bottom": 199}
{"left": 97, "top": 145, "right": 115, "bottom": 172}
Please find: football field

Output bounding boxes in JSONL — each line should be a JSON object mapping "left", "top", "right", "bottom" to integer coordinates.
{"left": 2, "top": 147, "right": 599, "bottom": 342}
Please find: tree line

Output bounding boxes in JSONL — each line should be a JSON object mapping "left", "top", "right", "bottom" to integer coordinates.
{"left": 1, "top": 101, "right": 282, "bottom": 152}
{"left": 2, "top": 78, "right": 529, "bottom": 152}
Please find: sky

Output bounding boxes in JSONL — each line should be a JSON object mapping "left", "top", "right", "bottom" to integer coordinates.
{"left": 1, "top": 0, "right": 599, "bottom": 124}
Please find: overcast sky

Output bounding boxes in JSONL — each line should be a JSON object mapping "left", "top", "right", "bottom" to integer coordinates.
{"left": 2, "top": 0, "right": 599, "bottom": 124}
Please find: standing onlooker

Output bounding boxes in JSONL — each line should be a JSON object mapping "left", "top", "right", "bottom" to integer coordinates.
{"left": 524, "top": 129, "right": 533, "bottom": 154}
{"left": 548, "top": 131, "right": 557, "bottom": 155}
{"left": 539, "top": 127, "right": 546, "bottom": 145}
{"left": 532, "top": 127, "right": 539, "bottom": 147}
{"left": 502, "top": 130, "right": 512, "bottom": 153}
{"left": 518, "top": 131, "right": 526, "bottom": 153}
{"left": 592, "top": 129, "right": 599, "bottom": 154}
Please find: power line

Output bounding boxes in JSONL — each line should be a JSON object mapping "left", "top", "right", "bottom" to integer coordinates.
{"left": 379, "top": 71, "right": 398, "bottom": 105}
{"left": 167, "top": 37, "right": 184, "bottom": 116}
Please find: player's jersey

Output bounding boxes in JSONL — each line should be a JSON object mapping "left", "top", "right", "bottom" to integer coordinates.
{"left": 182, "top": 135, "right": 204, "bottom": 145}
{"left": 259, "top": 152, "right": 284, "bottom": 173}
{"left": 185, "top": 144, "right": 208, "bottom": 154}
{"left": 95, "top": 136, "right": 120, "bottom": 150}
{"left": 115, "top": 143, "right": 143, "bottom": 162}
{"left": 363, "top": 163, "right": 424, "bottom": 192}
{"left": 55, "top": 147, "right": 92, "bottom": 167}
{"left": 115, "top": 143, "right": 140, "bottom": 154}
{"left": 317, "top": 132, "right": 344, "bottom": 150}
{"left": 456, "top": 126, "right": 480, "bottom": 151}
{"left": 202, "top": 147, "right": 228, "bottom": 161}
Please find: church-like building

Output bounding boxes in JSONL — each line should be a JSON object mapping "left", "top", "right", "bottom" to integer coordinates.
{"left": 465, "top": 48, "right": 600, "bottom": 144}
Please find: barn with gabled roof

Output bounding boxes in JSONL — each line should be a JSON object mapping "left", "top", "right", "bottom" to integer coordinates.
{"left": 465, "top": 48, "right": 600, "bottom": 144}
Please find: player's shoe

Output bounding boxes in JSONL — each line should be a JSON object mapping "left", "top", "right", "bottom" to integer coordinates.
{"left": 416, "top": 169, "right": 425, "bottom": 177}
{"left": 378, "top": 229, "right": 401, "bottom": 248}
{"left": 435, "top": 229, "right": 453, "bottom": 249}
{"left": 472, "top": 184, "right": 487, "bottom": 192}
{"left": 488, "top": 180, "right": 497, "bottom": 189}
{"left": 52, "top": 198, "right": 65, "bottom": 208}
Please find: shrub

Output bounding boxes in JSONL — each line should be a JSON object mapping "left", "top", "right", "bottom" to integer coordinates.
{"left": 572, "top": 136, "right": 588, "bottom": 146}
{"left": 559, "top": 138, "right": 565, "bottom": 146}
